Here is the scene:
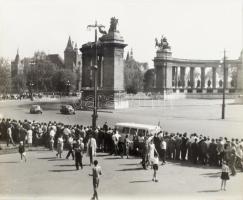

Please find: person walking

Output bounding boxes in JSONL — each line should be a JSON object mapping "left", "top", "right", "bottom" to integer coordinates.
{"left": 27, "top": 127, "right": 33, "bottom": 148}
{"left": 152, "top": 154, "right": 159, "bottom": 182}
{"left": 91, "top": 160, "right": 102, "bottom": 200}
{"left": 49, "top": 127, "right": 55, "bottom": 151}
{"left": 160, "top": 138, "right": 167, "bottom": 165}
{"left": 56, "top": 136, "right": 64, "bottom": 158}
{"left": 19, "top": 141, "right": 27, "bottom": 162}
{"left": 66, "top": 134, "right": 74, "bottom": 160}
{"left": 125, "top": 135, "right": 132, "bottom": 159}
{"left": 87, "top": 134, "right": 97, "bottom": 165}
{"left": 220, "top": 161, "right": 230, "bottom": 191}
{"left": 74, "top": 139, "right": 84, "bottom": 170}
{"left": 148, "top": 137, "right": 159, "bottom": 167}
{"left": 7, "top": 124, "right": 15, "bottom": 146}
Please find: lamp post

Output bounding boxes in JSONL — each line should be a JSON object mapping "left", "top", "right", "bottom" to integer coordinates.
{"left": 29, "top": 82, "right": 34, "bottom": 101}
{"left": 222, "top": 49, "right": 226, "bottom": 119}
{"left": 66, "top": 80, "right": 71, "bottom": 96}
{"left": 87, "top": 21, "right": 105, "bottom": 130}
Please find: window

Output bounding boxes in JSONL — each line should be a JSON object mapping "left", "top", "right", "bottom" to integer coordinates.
{"left": 122, "top": 127, "right": 130, "bottom": 134}
{"left": 138, "top": 129, "right": 146, "bottom": 137}
{"left": 130, "top": 128, "right": 137, "bottom": 135}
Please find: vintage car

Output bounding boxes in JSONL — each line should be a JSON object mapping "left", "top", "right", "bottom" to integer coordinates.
{"left": 60, "top": 105, "right": 75, "bottom": 115}
{"left": 30, "top": 105, "right": 43, "bottom": 114}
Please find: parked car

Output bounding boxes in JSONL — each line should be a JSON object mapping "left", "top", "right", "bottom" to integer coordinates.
{"left": 30, "top": 105, "right": 43, "bottom": 114}
{"left": 60, "top": 105, "right": 75, "bottom": 115}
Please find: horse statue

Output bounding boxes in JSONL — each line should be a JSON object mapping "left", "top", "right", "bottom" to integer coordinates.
{"left": 155, "top": 35, "right": 171, "bottom": 50}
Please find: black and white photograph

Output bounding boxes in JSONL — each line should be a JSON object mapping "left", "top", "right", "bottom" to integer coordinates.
{"left": 0, "top": 0, "right": 243, "bottom": 200}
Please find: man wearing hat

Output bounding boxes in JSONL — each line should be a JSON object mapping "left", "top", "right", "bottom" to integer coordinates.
{"left": 73, "top": 138, "right": 84, "bottom": 170}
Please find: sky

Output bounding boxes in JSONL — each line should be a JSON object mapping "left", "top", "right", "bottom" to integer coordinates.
{"left": 0, "top": 0, "right": 242, "bottom": 67}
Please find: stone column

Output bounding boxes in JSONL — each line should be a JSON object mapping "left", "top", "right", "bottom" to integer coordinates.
{"left": 200, "top": 67, "right": 205, "bottom": 89}
{"left": 212, "top": 67, "right": 216, "bottom": 88}
{"left": 166, "top": 64, "right": 172, "bottom": 89}
{"left": 180, "top": 67, "right": 185, "bottom": 87}
{"left": 190, "top": 67, "right": 195, "bottom": 88}
{"left": 175, "top": 66, "right": 178, "bottom": 88}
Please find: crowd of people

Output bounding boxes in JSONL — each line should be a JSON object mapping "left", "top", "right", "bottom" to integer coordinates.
{"left": 0, "top": 117, "right": 243, "bottom": 175}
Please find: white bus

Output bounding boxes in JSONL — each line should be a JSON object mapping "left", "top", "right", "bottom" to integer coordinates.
{"left": 115, "top": 122, "right": 161, "bottom": 150}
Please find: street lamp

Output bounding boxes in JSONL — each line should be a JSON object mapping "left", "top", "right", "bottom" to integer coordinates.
{"left": 222, "top": 49, "right": 226, "bottom": 119}
{"left": 29, "top": 82, "right": 34, "bottom": 101}
{"left": 65, "top": 80, "right": 71, "bottom": 96}
{"left": 87, "top": 20, "right": 105, "bottom": 130}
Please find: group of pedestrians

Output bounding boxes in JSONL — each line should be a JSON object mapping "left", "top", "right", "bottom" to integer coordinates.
{"left": 1, "top": 117, "right": 243, "bottom": 194}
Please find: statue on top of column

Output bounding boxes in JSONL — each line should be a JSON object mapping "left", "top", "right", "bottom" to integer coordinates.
{"left": 109, "top": 17, "right": 119, "bottom": 33}
{"left": 155, "top": 35, "right": 171, "bottom": 50}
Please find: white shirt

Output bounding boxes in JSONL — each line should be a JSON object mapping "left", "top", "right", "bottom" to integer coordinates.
{"left": 49, "top": 129, "right": 55, "bottom": 138}
{"left": 160, "top": 141, "right": 167, "bottom": 150}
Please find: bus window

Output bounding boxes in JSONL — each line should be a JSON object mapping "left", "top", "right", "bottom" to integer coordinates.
{"left": 138, "top": 129, "right": 146, "bottom": 137}
{"left": 130, "top": 128, "right": 137, "bottom": 135}
{"left": 116, "top": 126, "right": 123, "bottom": 133}
{"left": 122, "top": 127, "right": 130, "bottom": 134}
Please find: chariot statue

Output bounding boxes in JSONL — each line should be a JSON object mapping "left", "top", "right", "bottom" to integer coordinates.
{"left": 155, "top": 35, "right": 171, "bottom": 50}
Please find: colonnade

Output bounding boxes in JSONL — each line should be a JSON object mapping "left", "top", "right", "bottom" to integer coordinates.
{"left": 171, "top": 66, "right": 233, "bottom": 89}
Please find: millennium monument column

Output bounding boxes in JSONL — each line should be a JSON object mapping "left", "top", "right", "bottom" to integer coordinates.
{"left": 81, "top": 17, "right": 128, "bottom": 109}
{"left": 153, "top": 36, "right": 172, "bottom": 94}
{"left": 237, "top": 50, "right": 243, "bottom": 92}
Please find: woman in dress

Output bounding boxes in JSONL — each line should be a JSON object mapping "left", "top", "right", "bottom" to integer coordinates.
{"left": 221, "top": 160, "right": 230, "bottom": 191}
{"left": 56, "top": 135, "right": 64, "bottom": 158}
{"left": 148, "top": 137, "right": 159, "bottom": 167}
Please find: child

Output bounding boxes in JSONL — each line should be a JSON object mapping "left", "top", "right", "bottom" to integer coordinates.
{"left": 19, "top": 141, "right": 27, "bottom": 162}
{"left": 152, "top": 154, "right": 159, "bottom": 182}
{"left": 92, "top": 160, "right": 102, "bottom": 200}
{"left": 221, "top": 160, "right": 230, "bottom": 191}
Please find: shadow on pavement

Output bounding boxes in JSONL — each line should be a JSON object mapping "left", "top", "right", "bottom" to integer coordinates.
{"left": 130, "top": 180, "right": 151, "bottom": 183}
{"left": 120, "top": 163, "right": 139, "bottom": 166}
{"left": 200, "top": 172, "right": 221, "bottom": 178}
{"left": 49, "top": 169, "right": 77, "bottom": 172}
{"left": 0, "top": 161, "right": 18, "bottom": 163}
{"left": 104, "top": 157, "right": 121, "bottom": 160}
{"left": 54, "top": 164, "right": 75, "bottom": 167}
{"left": 37, "top": 157, "right": 57, "bottom": 160}
{"left": 48, "top": 158, "right": 66, "bottom": 161}
{"left": 96, "top": 154, "right": 110, "bottom": 157}
{"left": 116, "top": 167, "right": 144, "bottom": 171}
{"left": 197, "top": 189, "right": 221, "bottom": 193}
{"left": 170, "top": 160, "right": 219, "bottom": 170}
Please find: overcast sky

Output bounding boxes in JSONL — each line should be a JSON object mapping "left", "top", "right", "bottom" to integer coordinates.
{"left": 0, "top": 0, "right": 242, "bottom": 67}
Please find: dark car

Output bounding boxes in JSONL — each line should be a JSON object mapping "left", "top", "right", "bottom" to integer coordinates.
{"left": 30, "top": 105, "right": 43, "bottom": 114}
{"left": 60, "top": 105, "right": 75, "bottom": 115}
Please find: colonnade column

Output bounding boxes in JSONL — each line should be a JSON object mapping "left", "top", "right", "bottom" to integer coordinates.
{"left": 212, "top": 67, "right": 216, "bottom": 88}
{"left": 175, "top": 66, "right": 178, "bottom": 88}
{"left": 201, "top": 67, "right": 205, "bottom": 89}
{"left": 190, "top": 67, "right": 195, "bottom": 88}
{"left": 180, "top": 67, "right": 185, "bottom": 87}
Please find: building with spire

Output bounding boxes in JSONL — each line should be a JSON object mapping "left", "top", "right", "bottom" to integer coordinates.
{"left": 64, "top": 36, "right": 82, "bottom": 72}
{"left": 11, "top": 49, "right": 24, "bottom": 78}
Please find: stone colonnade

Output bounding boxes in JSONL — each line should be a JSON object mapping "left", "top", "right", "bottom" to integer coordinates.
{"left": 171, "top": 65, "right": 231, "bottom": 89}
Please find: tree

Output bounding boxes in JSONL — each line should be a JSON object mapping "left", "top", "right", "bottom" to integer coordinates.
{"left": 0, "top": 58, "right": 11, "bottom": 93}
{"left": 26, "top": 51, "right": 58, "bottom": 92}
{"left": 144, "top": 69, "right": 155, "bottom": 92}
{"left": 124, "top": 59, "right": 144, "bottom": 94}
{"left": 12, "top": 74, "right": 27, "bottom": 94}
{"left": 52, "top": 69, "right": 77, "bottom": 93}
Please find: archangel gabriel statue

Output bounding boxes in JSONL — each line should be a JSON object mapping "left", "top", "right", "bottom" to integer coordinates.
{"left": 155, "top": 35, "right": 171, "bottom": 50}
{"left": 109, "top": 17, "right": 119, "bottom": 33}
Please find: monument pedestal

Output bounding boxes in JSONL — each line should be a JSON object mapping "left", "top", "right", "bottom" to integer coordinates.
{"left": 81, "top": 89, "right": 128, "bottom": 109}
{"left": 80, "top": 17, "right": 127, "bottom": 109}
